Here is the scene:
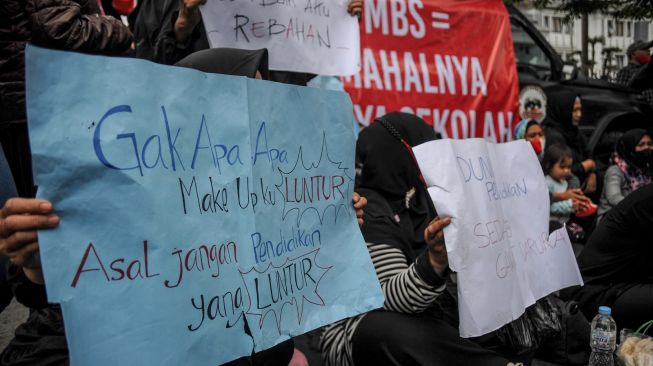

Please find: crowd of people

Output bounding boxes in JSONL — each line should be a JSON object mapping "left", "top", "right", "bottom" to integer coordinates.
{"left": 513, "top": 91, "right": 653, "bottom": 343}
{"left": 0, "top": 1, "right": 652, "bottom": 366}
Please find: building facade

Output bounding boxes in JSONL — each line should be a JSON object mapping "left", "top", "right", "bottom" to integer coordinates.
{"left": 516, "top": 3, "right": 653, "bottom": 79}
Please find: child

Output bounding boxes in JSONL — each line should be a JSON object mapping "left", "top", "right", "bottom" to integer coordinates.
{"left": 542, "top": 144, "right": 595, "bottom": 229}
{"left": 543, "top": 144, "right": 576, "bottom": 224}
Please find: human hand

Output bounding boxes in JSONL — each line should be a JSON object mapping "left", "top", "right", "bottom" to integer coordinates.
{"left": 554, "top": 188, "right": 584, "bottom": 202}
{"left": 0, "top": 198, "right": 59, "bottom": 284}
{"left": 181, "top": 0, "right": 207, "bottom": 13}
{"left": 176, "top": 0, "right": 207, "bottom": 42}
{"left": 572, "top": 198, "right": 589, "bottom": 212}
{"left": 347, "top": 0, "right": 363, "bottom": 19}
{"left": 424, "top": 216, "right": 451, "bottom": 276}
{"left": 583, "top": 173, "right": 597, "bottom": 194}
{"left": 581, "top": 159, "right": 596, "bottom": 173}
{"left": 352, "top": 192, "right": 367, "bottom": 227}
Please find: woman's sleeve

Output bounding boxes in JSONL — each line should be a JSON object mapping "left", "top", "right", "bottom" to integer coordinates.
{"left": 26, "top": 0, "right": 132, "bottom": 55}
{"left": 368, "top": 243, "right": 446, "bottom": 314}
{"left": 580, "top": 133, "right": 593, "bottom": 160}
{"left": 604, "top": 166, "right": 626, "bottom": 206}
{"left": 571, "top": 162, "right": 586, "bottom": 181}
{"left": 574, "top": 134, "right": 593, "bottom": 179}
{"left": 6, "top": 265, "right": 49, "bottom": 309}
{"left": 133, "top": 0, "right": 202, "bottom": 64}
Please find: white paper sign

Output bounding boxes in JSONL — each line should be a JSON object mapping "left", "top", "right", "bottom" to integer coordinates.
{"left": 413, "top": 139, "right": 583, "bottom": 337}
{"left": 200, "top": 0, "right": 360, "bottom": 76}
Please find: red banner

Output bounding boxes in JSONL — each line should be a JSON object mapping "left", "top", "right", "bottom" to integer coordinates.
{"left": 344, "top": 0, "right": 520, "bottom": 142}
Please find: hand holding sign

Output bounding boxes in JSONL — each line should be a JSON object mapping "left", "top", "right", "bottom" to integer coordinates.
{"left": 413, "top": 139, "right": 583, "bottom": 337}
{"left": 26, "top": 46, "right": 384, "bottom": 365}
{"left": 352, "top": 192, "right": 367, "bottom": 226}
{"left": 199, "top": 0, "right": 360, "bottom": 75}
{"left": 176, "top": 0, "right": 208, "bottom": 43}
{"left": 0, "top": 198, "right": 59, "bottom": 282}
{"left": 347, "top": 0, "right": 363, "bottom": 18}
{"left": 424, "top": 216, "right": 451, "bottom": 276}
{"left": 182, "top": 0, "right": 206, "bottom": 10}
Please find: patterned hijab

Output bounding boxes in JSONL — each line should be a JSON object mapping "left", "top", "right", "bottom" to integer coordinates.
{"left": 514, "top": 119, "right": 540, "bottom": 140}
{"left": 612, "top": 129, "right": 652, "bottom": 192}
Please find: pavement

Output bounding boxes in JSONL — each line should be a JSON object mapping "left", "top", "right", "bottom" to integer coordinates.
{"left": 0, "top": 299, "right": 28, "bottom": 351}
{"left": 0, "top": 304, "right": 564, "bottom": 365}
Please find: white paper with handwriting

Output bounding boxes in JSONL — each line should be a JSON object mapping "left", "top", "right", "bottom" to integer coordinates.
{"left": 413, "top": 139, "right": 583, "bottom": 337}
{"left": 200, "top": 0, "right": 360, "bottom": 75}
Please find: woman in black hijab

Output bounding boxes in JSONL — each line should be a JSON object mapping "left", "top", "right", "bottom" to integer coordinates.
{"left": 597, "top": 129, "right": 653, "bottom": 220}
{"left": 355, "top": 112, "right": 440, "bottom": 260}
{"left": 543, "top": 90, "right": 598, "bottom": 194}
{"left": 321, "top": 112, "right": 518, "bottom": 366}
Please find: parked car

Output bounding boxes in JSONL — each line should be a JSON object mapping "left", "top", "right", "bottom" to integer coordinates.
{"left": 508, "top": 3, "right": 653, "bottom": 164}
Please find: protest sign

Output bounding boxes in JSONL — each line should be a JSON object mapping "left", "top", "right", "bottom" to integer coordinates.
{"left": 413, "top": 139, "right": 583, "bottom": 337}
{"left": 25, "top": 45, "right": 383, "bottom": 365}
{"left": 344, "top": 0, "right": 520, "bottom": 142}
{"left": 199, "top": 0, "right": 360, "bottom": 76}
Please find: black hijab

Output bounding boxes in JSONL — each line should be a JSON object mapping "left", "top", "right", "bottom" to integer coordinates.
{"left": 615, "top": 129, "right": 651, "bottom": 169}
{"left": 175, "top": 48, "right": 270, "bottom": 79}
{"left": 356, "top": 112, "right": 438, "bottom": 260}
{"left": 543, "top": 89, "right": 580, "bottom": 150}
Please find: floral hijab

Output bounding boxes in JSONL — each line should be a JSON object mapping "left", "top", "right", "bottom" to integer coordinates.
{"left": 612, "top": 129, "right": 652, "bottom": 192}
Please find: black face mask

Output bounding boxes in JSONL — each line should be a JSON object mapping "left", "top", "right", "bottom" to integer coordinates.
{"left": 633, "top": 149, "right": 653, "bottom": 167}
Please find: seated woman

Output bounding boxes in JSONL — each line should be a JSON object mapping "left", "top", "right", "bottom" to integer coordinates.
{"left": 320, "top": 112, "right": 520, "bottom": 366}
{"left": 514, "top": 119, "right": 545, "bottom": 159}
{"left": 565, "top": 184, "right": 653, "bottom": 331}
{"left": 597, "top": 129, "right": 653, "bottom": 221}
{"left": 514, "top": 120, "right": 592, "bottom": 227}
{"left": 543, "top": 91, "right": 598, "bottom": 195}
{"left": 0, "top": 47, "right": 288, "bottom": 366}
{"left": 1, "top": 47, "right": 369, "bottom": 366}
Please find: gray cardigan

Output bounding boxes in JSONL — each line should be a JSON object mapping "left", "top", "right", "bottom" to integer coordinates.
{"left": 597, "top": 165, "right": 631, "bottom": 220}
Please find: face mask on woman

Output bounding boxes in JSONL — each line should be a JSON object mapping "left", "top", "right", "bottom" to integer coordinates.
{"left": 633, "top": 149, "right": 653, "bottom": 166}
{"left": 530, "top": 137, "right": 546, "bottom": 158}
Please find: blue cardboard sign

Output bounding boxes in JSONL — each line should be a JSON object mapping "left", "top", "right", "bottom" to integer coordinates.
{"left": 26, "top": 46, "right": 383, "bottom": 365}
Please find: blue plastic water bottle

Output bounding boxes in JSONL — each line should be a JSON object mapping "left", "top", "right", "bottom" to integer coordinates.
{"left": 589, "top": 306, "right": 616, "bottom": 366}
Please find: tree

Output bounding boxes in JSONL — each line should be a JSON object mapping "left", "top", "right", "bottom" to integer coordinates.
{"left": 565, "top": 50, "right": 582, "bottom": 66}
{"left": 601, "top": 47, "right": 622, "bottom": 80}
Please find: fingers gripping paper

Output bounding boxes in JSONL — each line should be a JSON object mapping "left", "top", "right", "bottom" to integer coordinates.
{"left": 413, "top": 139, "right": 583, "bottom": 337}
{"left": 25, "top": 46, "right": 383, "bottom": 365}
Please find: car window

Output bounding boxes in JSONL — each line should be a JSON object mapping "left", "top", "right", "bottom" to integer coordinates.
{"left": 511, "top": 20, "right": 552, "bottom": 80}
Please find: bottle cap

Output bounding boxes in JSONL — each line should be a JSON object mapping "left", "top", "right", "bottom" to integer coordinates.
{"left": 599, "top": 306, "right": 611, "bottom": 315}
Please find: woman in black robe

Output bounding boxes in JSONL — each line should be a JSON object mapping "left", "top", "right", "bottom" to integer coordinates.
{"left": 321, "top": 112, "right": 522, "bottom": 366}
{"left": 566, "top": 184, "right": 653, "bottom": 331}
{"left": 543, "top": 90, "right": 598, "bottom": 195}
